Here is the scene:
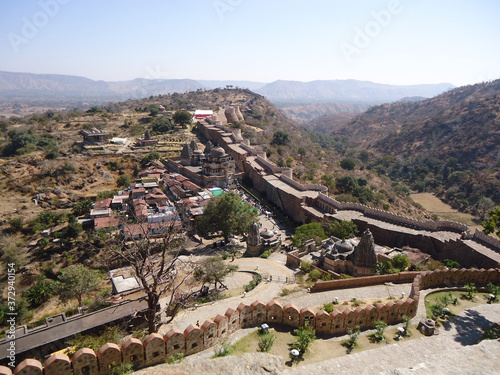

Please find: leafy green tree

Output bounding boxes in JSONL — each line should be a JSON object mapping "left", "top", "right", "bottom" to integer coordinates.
{"left": 335, "top": 176, "right": 358, "bottom": 194}
{"left": 402, "top": 315, "right": 412, "bottom": 335}
{"left": 297, "top": 147, "right": 307, "bottom": 158}
{"left": 342, "top": 326, "right": 361, "bottom": 353}
{"left": 141, "top": 151, "right": 160, "bottom": 166}
{"left": 291, "top": 325, "right": 316, "bottom": 355}
{"left": 148, "top": 104, "right": 160, "bottom": 117}
{"left": 25, "top": 275, "right": 56, "bottom": 307}
{"left": 271, "top": 130, "right": 290, "bottom": 146}
{"left": 59, "top": 222, "right": 83, "bottom": 240}
{"left": 323, "top": 219, "right": 358, "bottom": 240}
{"left": 340, "top": 158, "right": 356, "bottom": 170}
{"left": 193, "top": 256, "right": 238, "bottom": 294}
{"left": 172, "top": 111, "right": 192, "bottom": 127}
{"left": 117, "top": 174, "right": 131, "bottom": 188}
{"left": 370, "top": 321, "right": 387, "bottom": 342}
{"left": 482, "top": 207, "right": 500, "bottom": 237}
{"left": 56, "top": 264, "right": 102, "bottom": 306}
{"left": 292, "top": 222, "right": 326, "bottom": 248}
{"left": 151, "top": 116, "right": 172, "bottom": 133}
{"left": 72, "top": 199, "right": 93, "bottom": 216}
{"left": 197, "top": 191, "right": 258, "bottom": 242}
{"left": 443, "top": 259, "right": 460, "bottom": 269}
{"left": 320, "top": 174, "right": 335, "bottom": 191}
{"left": 359, "top": 150, "right": 370, "bottom": 163}
{"left": 391, "top": 254, "right": 411, "bottom": 271}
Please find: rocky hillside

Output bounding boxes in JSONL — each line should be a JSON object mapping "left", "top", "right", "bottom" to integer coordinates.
{"left": 328, "top": 79, "right": 500, "bottom": 214}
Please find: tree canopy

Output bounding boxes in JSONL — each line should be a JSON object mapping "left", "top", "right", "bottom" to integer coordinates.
{"left": 172, "top": 111, "right": 192, "bottom": 127}
{"left": 340, "top": 158, "right": 356, "bottom": 170}
{"left": 292, "top": 222, "right": 327, "bottom": 248}
{"left": 482, "top": 207, "right": 500, "bottom": 237}
{"left": 271, "top": 130, "right": 290, "bottom": 146}
{"left": 56, "top": 264, "right": 102, "bottom": 306}
{"left": 323, "top": 219, "right": 358, "bottom": 240}
{"left": 197, "top": 191, "right": 258, "bottom": 241}
{"left": 193, "top": 256, "right": 238, "bottom": 293}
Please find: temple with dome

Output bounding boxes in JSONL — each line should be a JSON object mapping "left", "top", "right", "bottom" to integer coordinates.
{"left": 245, "top": 221, "right": 282, "bottom": 256}
{"left": 166, "top": 140, "right": 240, "bottom": 189}
{"left": 312, "top": 229, "right": 379, "bottom": 277}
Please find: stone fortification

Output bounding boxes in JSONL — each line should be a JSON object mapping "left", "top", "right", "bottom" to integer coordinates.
{"left": 316, "top": 193, "right": 469, "bottom": 234}
{"left": 196, "top": 117, "right": 499, "bottom": 265}
{"left": 6, "top": 268, "right": 499, "bottom": 375}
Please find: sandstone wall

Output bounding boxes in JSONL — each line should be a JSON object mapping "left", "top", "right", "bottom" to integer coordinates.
{"left": 6, "top": 268, "right": 499, "bottom": 375}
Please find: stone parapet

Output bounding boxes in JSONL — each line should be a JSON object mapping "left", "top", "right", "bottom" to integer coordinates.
{"left": 10, "top": 268, "right": 499, "bottom": 375}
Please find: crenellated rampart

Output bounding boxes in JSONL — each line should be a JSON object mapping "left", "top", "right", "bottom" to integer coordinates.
{"left": 5, "top": 268, "right": 499, "bottom": 375}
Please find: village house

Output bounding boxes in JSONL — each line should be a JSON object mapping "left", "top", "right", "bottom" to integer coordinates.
{"left": 80, "top": 128, "right": 109, "bottom": 145}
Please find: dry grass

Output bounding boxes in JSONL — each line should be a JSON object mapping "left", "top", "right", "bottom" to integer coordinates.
{"left": 232, "top": 325, "right": 420, "bottom": 366}
{"left": 410, "top": 193, "right": 481, "bottom": 230}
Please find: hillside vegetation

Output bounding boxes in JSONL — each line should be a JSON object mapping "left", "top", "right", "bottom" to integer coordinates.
{"left": 320, "top": 79, "right": 500, "bottom": 216}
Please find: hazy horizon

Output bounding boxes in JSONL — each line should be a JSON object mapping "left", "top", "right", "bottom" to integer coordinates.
{"left": 1, "top": 0, "right": 499, "bottom": 87}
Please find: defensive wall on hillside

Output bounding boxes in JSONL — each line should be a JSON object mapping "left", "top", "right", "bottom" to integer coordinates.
{"left": 197, "top": 118, "right": 500, "bottom": 268}
{"left": 4, "top": 267, "right": 498, "bottom": 375}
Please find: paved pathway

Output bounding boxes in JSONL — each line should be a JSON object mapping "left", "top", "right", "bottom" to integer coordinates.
{"left": 158, "top": 255, "right": 295, "bottom": 333}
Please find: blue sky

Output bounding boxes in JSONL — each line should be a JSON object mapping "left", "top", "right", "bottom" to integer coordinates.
{"left": 0, "top": 0, "right": 499, "bottom": 86}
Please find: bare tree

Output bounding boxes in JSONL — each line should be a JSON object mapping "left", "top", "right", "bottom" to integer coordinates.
{"left": 103, "top": 219, "right": 200, "bottom": 334}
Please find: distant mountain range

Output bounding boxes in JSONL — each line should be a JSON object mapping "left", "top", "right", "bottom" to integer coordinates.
{"left": 255, "top": 80, "right": 454, "bottom": 104}
{"left": 0, "top": 71, "right": 454, "bottom": 111}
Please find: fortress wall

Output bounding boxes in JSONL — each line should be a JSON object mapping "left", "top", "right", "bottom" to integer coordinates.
{"left": 316, "top": 193, "right": 469, "bottom": 234}
{"left": 9, "top": 268, "right": 499, "bottom": 375}
{"left": 474, "top": 229, "right": 500, "bottom": 253}
{"left": 310, "top": 272, "right": 419, "bottom": 292}
{"left": 279, "top": 175, "right": 327, "bottom": 193}
{"left": 353, "top": 218, "right": 499, "bottom": 269}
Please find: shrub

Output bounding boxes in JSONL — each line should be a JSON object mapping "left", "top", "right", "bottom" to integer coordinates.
{"left": 443, "top": 259, "right": 460, "bottom": 269}
{"left": 260, "top": 249, "right": 272, "bottom": 258}
{"left": 109, "top": 363, "right": 133, "bottom": 375}
{"left": 308, "top": 269, "right": 322, "bottom": 282}
{"left": 340, "top": 158, "right": 355, "bottom": 170}
{"left": 341, "top": 326, "right": 360, "bottom": 353}
{"left": 300, "top": 261, "right": 312, "bottom": 273}
{"left": 166, "top": 353, "right": 184, "bottom": 364}
{"left": 487, "top": 282, "right": 499, "bottom": 300}
{"left": 116, "top": 175, "right": 131, "bottom": 188}
{"left": 291, "top": 325, "right": 316, "bottom": 354}
{"left": 243, "top": 273, "right": 262, "bottom": 292}
{"left": 464, "top": 283, "right": 477, "bottom": 300}
{"left": 322, "top": 302, "right": 334, "bottom": 313}
{"left": 25, "top": 275, "right": 56, "bottom": 307}
{"left": 213, "top": 339, "right": 234, "bottom": 357}
{"left": 369, "top": 321, "right": 387, "bottom": 343}
{"left": 257, "top": 331, "right": 276, "bottom": 352}
{"left": 392, "top": 254, "right": 410, "bottom": 271}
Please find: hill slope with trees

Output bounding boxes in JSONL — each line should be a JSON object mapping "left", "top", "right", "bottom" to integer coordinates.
{"left": 326, "top": 79, "right": 500, "bottom": 215}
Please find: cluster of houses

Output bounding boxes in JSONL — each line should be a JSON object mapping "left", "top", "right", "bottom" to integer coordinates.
{"left": 88, "top": 146, "right": 236, "bottom": 240}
